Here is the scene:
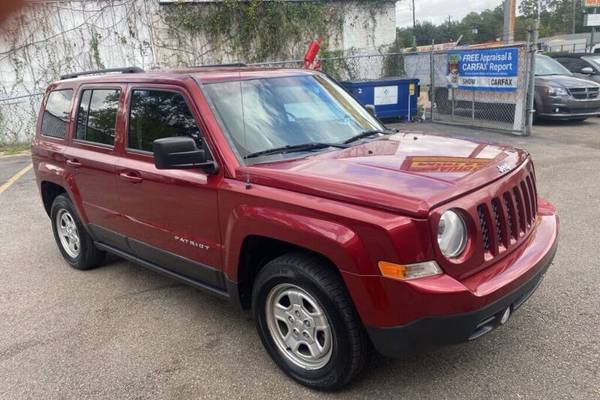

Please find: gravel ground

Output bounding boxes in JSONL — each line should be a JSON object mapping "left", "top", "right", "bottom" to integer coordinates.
{"left": 0, "top": 120, "right": 598, "bottom": 399}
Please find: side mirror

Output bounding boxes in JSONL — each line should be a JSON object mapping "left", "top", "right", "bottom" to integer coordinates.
{"left": 581, "top": 67, "right": 594, "bottom": 75}
{"left": 365, "top": 104, "right": 377, "bottom": 116}
{"left": 153, "top": 136, "right": 218, "bottom": 174}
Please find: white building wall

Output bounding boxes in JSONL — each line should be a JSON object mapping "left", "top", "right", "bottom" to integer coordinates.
{"left": 0, "top": 0, "right": 396, "bottom": 143}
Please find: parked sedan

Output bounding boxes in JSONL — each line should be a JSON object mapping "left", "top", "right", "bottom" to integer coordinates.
{"left": 534, "top": 54, "right": 600, "bottom": 121}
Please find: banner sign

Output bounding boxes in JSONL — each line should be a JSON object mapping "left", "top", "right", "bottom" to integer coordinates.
{"left": 447, "top": 47, "right": 519, "bottom": 92}
{"left": 584, "top": 0, "right": 600, "bottom": 7}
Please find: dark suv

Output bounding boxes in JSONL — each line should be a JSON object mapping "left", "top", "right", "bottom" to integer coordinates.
{"left": 32, "top": 66, "right": 559, "bottom": 390}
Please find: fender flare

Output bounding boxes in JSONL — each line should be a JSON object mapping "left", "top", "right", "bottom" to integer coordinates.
{"left": 37, "top": 161, "right": 89, "bottom": 224}
{"left": 222, "top": 204, "right": 372, "bottom": 281}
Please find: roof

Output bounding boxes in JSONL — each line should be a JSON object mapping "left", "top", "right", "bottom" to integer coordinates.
{"left": 549, "top": 53, "right": 599, "bottom": 58}
{"left": 540, "top": 33, "right": 600, "bottom": 45}
{"left": 54, "top": 66, "right": 315, "bottom": 87}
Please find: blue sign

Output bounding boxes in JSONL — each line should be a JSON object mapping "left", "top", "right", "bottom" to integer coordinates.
{"left": 447, "top": 47, "right": 519, "bottom": 92}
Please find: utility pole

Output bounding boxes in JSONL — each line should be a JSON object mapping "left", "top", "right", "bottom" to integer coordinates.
{"left": 411, "top": 0, "right": 416, "bottom": 49}
{"left": 503, "top": 0, "right": 516, "bottom": 43}
{"left": 572, "top": 0, "right": 576, "bottom": 34}
{"left": 526, "top": 0, "right": 541, "bottom": 136}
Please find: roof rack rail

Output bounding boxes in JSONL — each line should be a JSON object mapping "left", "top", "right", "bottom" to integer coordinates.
{"left": 189, "top": 63, "right": 247, "bottom": 68}
{"left": 60, "top": 67, "right": 144, "bottom": 80}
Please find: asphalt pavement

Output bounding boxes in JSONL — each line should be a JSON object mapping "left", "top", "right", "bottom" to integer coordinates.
{"left": 0, "top": 120, "right": 598, "bottom": 399}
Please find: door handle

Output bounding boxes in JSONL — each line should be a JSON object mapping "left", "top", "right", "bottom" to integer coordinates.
{"left": 66, "top": 159, "right": 82, "bottom": 167}
{"left": 119, "top": 171, "right": 143, "bottom": 184}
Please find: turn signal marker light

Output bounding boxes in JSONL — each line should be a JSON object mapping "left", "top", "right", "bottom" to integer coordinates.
{"left": 378, "top": 261, "right": 407, "bottom": 280}
{"left": 378, "top": 261, "right": 443, "bottom": 281}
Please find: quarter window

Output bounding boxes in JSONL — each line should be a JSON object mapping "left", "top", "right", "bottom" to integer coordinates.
{"left": 128, "top": 89, "right": 204, "bottom": 152}
{"left": 75, "top": 89, "right": 120, "bottom": 145}
{"left": 41, "top": 90, "right": 73, "bottom": 138}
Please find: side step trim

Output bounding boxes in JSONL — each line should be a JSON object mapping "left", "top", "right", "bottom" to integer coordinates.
{"left": 95, "top": 242, "right": 230, "bottom": 301}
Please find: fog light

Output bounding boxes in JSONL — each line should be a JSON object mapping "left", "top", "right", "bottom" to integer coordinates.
{"left": 378, "top": 261, "right": 442, "bottom": 281}
{"left": 554, "top": 108, "right": 560, "bottom": 113}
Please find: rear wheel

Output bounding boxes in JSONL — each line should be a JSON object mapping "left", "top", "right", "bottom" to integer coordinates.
{"left": 50, "top": 194, "right": 105, "bottom": 270}
{"left": 252, "top": 252, "right": 370, "bottom": 390}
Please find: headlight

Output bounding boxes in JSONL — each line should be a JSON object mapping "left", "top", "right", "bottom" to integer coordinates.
{"left": 547, "top": 86, "right": 569, "bottom": 97}
{"left": 437, "top": 210, "right": 467, "bottom": 258}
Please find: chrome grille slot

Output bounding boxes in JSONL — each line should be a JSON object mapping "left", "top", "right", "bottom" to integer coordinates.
{"left": 477, "top": 205, "right": 490, "bottom": 253}
{"left": 491, "top": 198, "right": 504, "bottom": 247}
{"left": 514, "top": 187, "right": 525, "bottom": 234}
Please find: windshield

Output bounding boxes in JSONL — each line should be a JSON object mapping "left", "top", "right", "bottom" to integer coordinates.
{"left": 583, "top": 55, "right": 600, "bottom": 70}
{"left": 203, "top": 74, "right": 384, "bottom": 162}
{"left": 535, "top": 54, "right": 572, "bottom": 76}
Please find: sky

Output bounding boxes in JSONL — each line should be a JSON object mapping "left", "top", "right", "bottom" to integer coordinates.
{"left": 396, "top": 0, "right": 506, "bottom": 28}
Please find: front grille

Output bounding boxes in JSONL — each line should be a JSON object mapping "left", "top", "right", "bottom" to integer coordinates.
{"left": 476, "top": 170, "right": 538, "bottom": 257}
{"left": 569, "top": 87, "right": 600, "bottom": 100}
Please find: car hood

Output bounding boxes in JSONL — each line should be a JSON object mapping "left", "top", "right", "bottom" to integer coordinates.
{"left": 536, "top": 74, "right": 600, "bottom": 88}
{"left": 238, "top": 132, "right": 529, "bottom": 217}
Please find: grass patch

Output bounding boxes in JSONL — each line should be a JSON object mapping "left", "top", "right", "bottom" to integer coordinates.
{"left": 0, "top": 142, "right": 31, "bottom": 156}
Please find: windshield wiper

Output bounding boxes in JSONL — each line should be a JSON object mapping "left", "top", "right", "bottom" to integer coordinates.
{"left": 244, "top": 142, "right": 348, "bottom": 160}
{"left": 343, "top": 129, "right": 395, "bottom": 144}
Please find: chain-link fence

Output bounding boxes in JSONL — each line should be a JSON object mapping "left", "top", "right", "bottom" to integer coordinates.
{"left": 403, "top": 44, "right": 531, "bottom": 134}
{"left": 0, "top": 93, "right": 43, "bottom": 146}
{"left": 252, "top": 47, "right": 531, "bottom": 135}
{"left": 0, "top": 47, "right": 532, "bottom": 145}
{"left": 250, "top": 52, "right": 406, "bottom": 82}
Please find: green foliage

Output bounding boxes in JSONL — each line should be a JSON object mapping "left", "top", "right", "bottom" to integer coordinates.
{"left": 397, "top": 0, "right": 594, "bottom": 48}
{"left": 89, "top": 31, "right": 105, "bottom": 69}
{"left": 0, "top": 142, "right": 30, "bottom": 155}
{"left": 381, "top": 39, "right": 405, "bottom": 77}
{"left": 165, "top": 0, "right": 343, "bottom": 62}
{"left": 520, "top": 0, "right": 588, "bottom": 38}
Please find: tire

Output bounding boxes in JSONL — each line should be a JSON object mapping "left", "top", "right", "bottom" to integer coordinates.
{"left": 50, "top": 194, "right": 105, "bottom": 270}
{"left": 252, "top": 252, "right": 370, "bottom": 390}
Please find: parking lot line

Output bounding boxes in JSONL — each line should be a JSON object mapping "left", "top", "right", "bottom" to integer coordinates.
{"left": 0, "top": 163, "right": 32, "bottom": 195}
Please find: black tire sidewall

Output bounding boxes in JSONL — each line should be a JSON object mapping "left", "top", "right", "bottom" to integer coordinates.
{"left": 253, "top": 261, "right": 356, "bottom": 389}
{"left": 50, "top": 195, "right": 90, "bottom": 269}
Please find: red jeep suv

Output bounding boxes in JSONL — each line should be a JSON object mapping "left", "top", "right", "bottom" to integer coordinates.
{"left": 32, "top": 66, "right": 559, "bottom": 390}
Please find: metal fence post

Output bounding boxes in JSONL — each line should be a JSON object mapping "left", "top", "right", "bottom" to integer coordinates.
{"left": 430, "top": 41, "right": 436, "bottom": 121}
{"left": 471, "top": 89, "right": 475, "bottom": 121}
{"left": 526, "top": 27, "right": 538, "bottom": 136}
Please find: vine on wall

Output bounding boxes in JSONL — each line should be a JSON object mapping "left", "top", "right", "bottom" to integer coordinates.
{"left": 164, "top": 0, "right": 343, "bottom": 63}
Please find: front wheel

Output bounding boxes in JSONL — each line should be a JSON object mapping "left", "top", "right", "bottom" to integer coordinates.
{"left": 252, "top": 252, "right": 370, "bottom": 390}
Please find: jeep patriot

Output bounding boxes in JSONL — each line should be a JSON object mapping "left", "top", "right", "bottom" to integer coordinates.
{"left": 32, "top": 66, "right": 559, "bottom": 390}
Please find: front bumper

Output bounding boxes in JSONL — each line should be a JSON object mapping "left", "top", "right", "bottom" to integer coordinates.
{"left": 366, "top": 237, "right": 556, "bottom": 357}
{"left": 341, "top": 204, "right": 559, "bottom": 358}
{"left": 538, "top": 96, "right": 600, "bottom": 119}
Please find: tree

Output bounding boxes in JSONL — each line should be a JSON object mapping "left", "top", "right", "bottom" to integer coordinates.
{"left": 395, "top": 0, "right": 592, "bottom": 49}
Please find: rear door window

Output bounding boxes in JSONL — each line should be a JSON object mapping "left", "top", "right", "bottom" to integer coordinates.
{"left": 75, "top": 89, "right": 120, "bottom": 146}
{"left": 41, "top": 90, "right": 73, "bottom": 138}
{"left": 127, "top": 89, "right": 205, "bottom": 153}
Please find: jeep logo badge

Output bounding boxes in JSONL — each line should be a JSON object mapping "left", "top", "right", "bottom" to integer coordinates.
{"left": 497, "top": 163, "right": 511, "bottom": 174}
